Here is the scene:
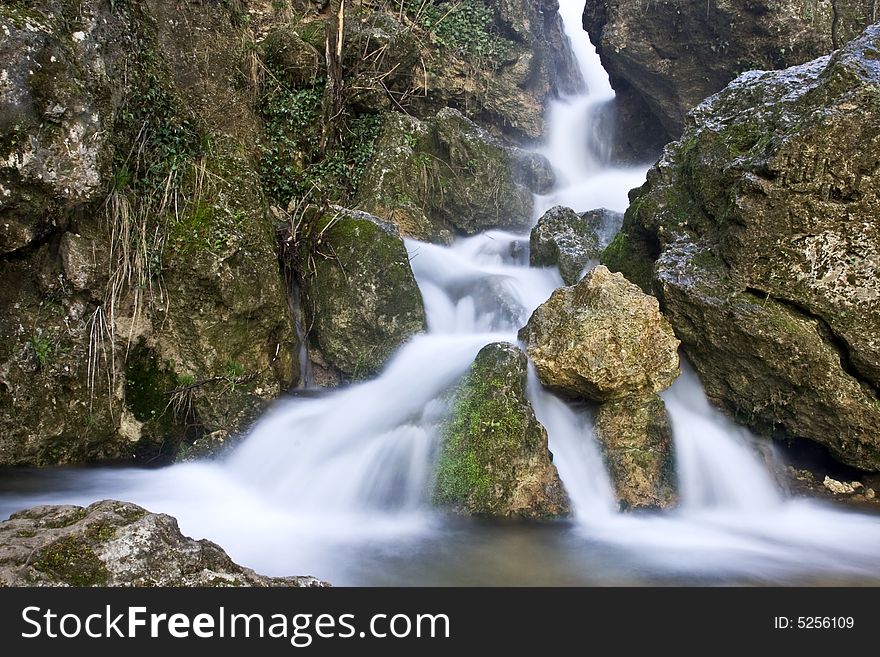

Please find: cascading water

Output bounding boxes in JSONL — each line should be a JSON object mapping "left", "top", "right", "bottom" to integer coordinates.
{"left": 2, "top": 0, "right": 880, "bottom": 585}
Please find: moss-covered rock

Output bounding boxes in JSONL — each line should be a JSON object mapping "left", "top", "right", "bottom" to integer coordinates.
{"left": 594, "top": 394, "right": 678, "bottom": 511}
{"left": 0, "top": 0, "right": 297, "bottom": 466}
{"left": 519, "top": 265, "right": 680, "bottom": 401}
{"left": 530, "top": 206, "right": 608, "bottom": 285}
{"left": 0, "top": 501, "right": 327, "bottom": 586}
{"left": 296, "top": 207, "right": 426, "bottom": 378}
{"left": 434, "top": 342, "right": 570, "bottom": 518}
{"left": 606, "top": 25, "right": 880, "bottom": 471}
{"left": 406, "top": 0, "right": 583, "bottom": 140}
{"left": 356, "top": 108, "right": 552, "bottom": 240}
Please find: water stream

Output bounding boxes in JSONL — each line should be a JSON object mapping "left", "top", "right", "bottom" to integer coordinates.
{"left": 1, "top": 0, "right": 879, "bottom": 585}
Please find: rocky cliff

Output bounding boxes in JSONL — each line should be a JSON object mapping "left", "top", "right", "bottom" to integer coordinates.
{"left": 603, "top": 24, "right": 880, "bottom": 471}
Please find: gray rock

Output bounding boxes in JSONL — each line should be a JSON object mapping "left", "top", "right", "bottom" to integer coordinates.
{"left": 583, "top": 0, "right": 873, "bottom": 138}
{"left": 0, "top": 501, "right": 327, "bottom": 587}
{"left": 296, "top": 207, "right": 426, "bottom": 378}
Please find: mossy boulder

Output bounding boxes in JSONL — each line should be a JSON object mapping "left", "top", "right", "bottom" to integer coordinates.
{"left": 605, "top": 25, "right": 880, "bottom": 471}
{"left": 0, "top": 501, "right": 327, "bottom": 586}
{"left": 519, "top": 265, "right": 680, "bottom": 401}
{"left": 594, "top": 394, "right": 678, "bottom": 511}
{"left": 356, "top": 108, "right": 552, "bottom": 241}
{"left": 530, "top": 206, "right": 607, "bottom": 285}
{"left": 296, "top": 207, "right": 426, "bottom": 378}
{"left": 434, "top": 343, "right": 570, "bottom": 518}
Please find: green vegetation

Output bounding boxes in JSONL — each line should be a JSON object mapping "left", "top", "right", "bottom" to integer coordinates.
{"left": 28, "top": 334, "right": 53, "bottom": 370}
{"left": 434, "top": 349, "right": 531, "bottom": 512}
{"left": 257, "top": 74, "right": 383, "bottom": 208}
{"left": 405, "top": 0, "right": 513, "bottom": 61}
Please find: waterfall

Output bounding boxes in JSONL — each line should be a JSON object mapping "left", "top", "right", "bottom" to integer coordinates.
{"left": 1, "top": 0, "right": 879, "bottom": 586}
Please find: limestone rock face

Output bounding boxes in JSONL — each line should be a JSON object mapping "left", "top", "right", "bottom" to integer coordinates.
{"left": 434, "top": 343, "right": 570, "bottom": 519}
{"left": 0, "top": 0, "right": 297, "bottom": 466}
{"left": 519, "top": 265, "right": 680, "bottom": 401}
{"left": 296, "top": 207, "right": 426, "bottom": 378}
{"left": 603, "top": 25, "right": 880, "bottom": 471}
{"left": 583, "top": 0, "right": 874, "bottom": 138}
{"left": 0, "top": 501, "right": 327, "bottom": 587}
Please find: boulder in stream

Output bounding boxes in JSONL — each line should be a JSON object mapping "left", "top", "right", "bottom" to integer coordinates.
{"left": 434, "top": 343, "right": 570, "bottom": 519}
{"left": 519, "top": 265, "right": 680, "bottom": 401}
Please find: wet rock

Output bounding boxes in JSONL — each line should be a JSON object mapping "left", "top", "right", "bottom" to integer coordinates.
{"left": 823, "top": 476, "right": 858, "bottom": 495}
{"left": 605, "top": 25, "right": 880, "bottom": 471}
{"left": 519, "top": 265, "right": 680, "bottom": 401}
{"left": 0, "top": 501, "right": 327, "bottom": 586}
{"left": 434, "top": 343, "right": 570, "bottom": 518}
{"left": 408, "top": 0, "right": 583, "bottom": 140}
{"left": 0, "top": 0, "right": 298, "bottom": 466}
{"left": 296, "top": 207, "right": 426, "bottom": 378}
{"left": 530, "top": 205, "right": 603, "bottom": 285}
{"left": 594, "top": 394, "right": 677, "bottom": 510}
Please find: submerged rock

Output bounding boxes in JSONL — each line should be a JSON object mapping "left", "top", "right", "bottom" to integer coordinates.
{"left": 296, "top": 207, "right": 426, "bottom": 378}
{"left": 434, "top": 343, "right": 570, "bottom": 519}
{"left": 0, "top": 501, "right": 327, "bottom": 587}
{"left": 357, "top": 108, "right": 551, "bottom": 241}
{"left": 604, "top": 25, "right": 880, "bottom": 471}
{"left": 519, "top": 266, "right": 680, "bottom": 401}
{"left": 594, "top": 395, "right": 677, "bottom": 510}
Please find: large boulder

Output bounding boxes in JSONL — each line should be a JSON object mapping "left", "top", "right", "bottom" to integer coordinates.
{"left": 0, "top": 0, "right": 297, "bottom": 466}
{"left": 594, "top": 394, "right": 677, "bottom": 510}
{"left": 603, "top": 25, "right": 880, "bottom": 471}
{"left": 530, "top": 206, "right": 623, "bottom": 285}
{"left": 296, "top": 207, "right": 426, "bottom": 378}
{"left": 434, "top": 343, "right": 570, "bottom": 518}
{"left": 356, "top": 108, "right": 553, "bottom": 241}
{"left": 519, "top": 265, "right": 680, "bottom": 401}
{"left": 583, "top": 0, "right": 874, "bottom": 139}
{"left": 0, "top": 501, "right": 326, "bottom": 587}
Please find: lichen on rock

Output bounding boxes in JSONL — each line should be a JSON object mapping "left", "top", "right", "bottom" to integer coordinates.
{"left": 295, "top": 206, "right": 426, "bottom": 379}
{"left": 519, "top": 265, "right": 680, "bottom": 401}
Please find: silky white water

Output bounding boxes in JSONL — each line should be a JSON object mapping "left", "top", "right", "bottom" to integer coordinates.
{"left": 2, "top": 0, "right": 879, "bottom": 585}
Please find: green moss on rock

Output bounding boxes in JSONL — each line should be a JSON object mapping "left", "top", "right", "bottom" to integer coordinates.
{"left": 434, "top": 343, "right": 569, "bottom": 519}
{"left": 32, "top": 536, "right": 110, "bottom": 587}
{"left": 296, "top": 207, "right": 426, "bottom": 378}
